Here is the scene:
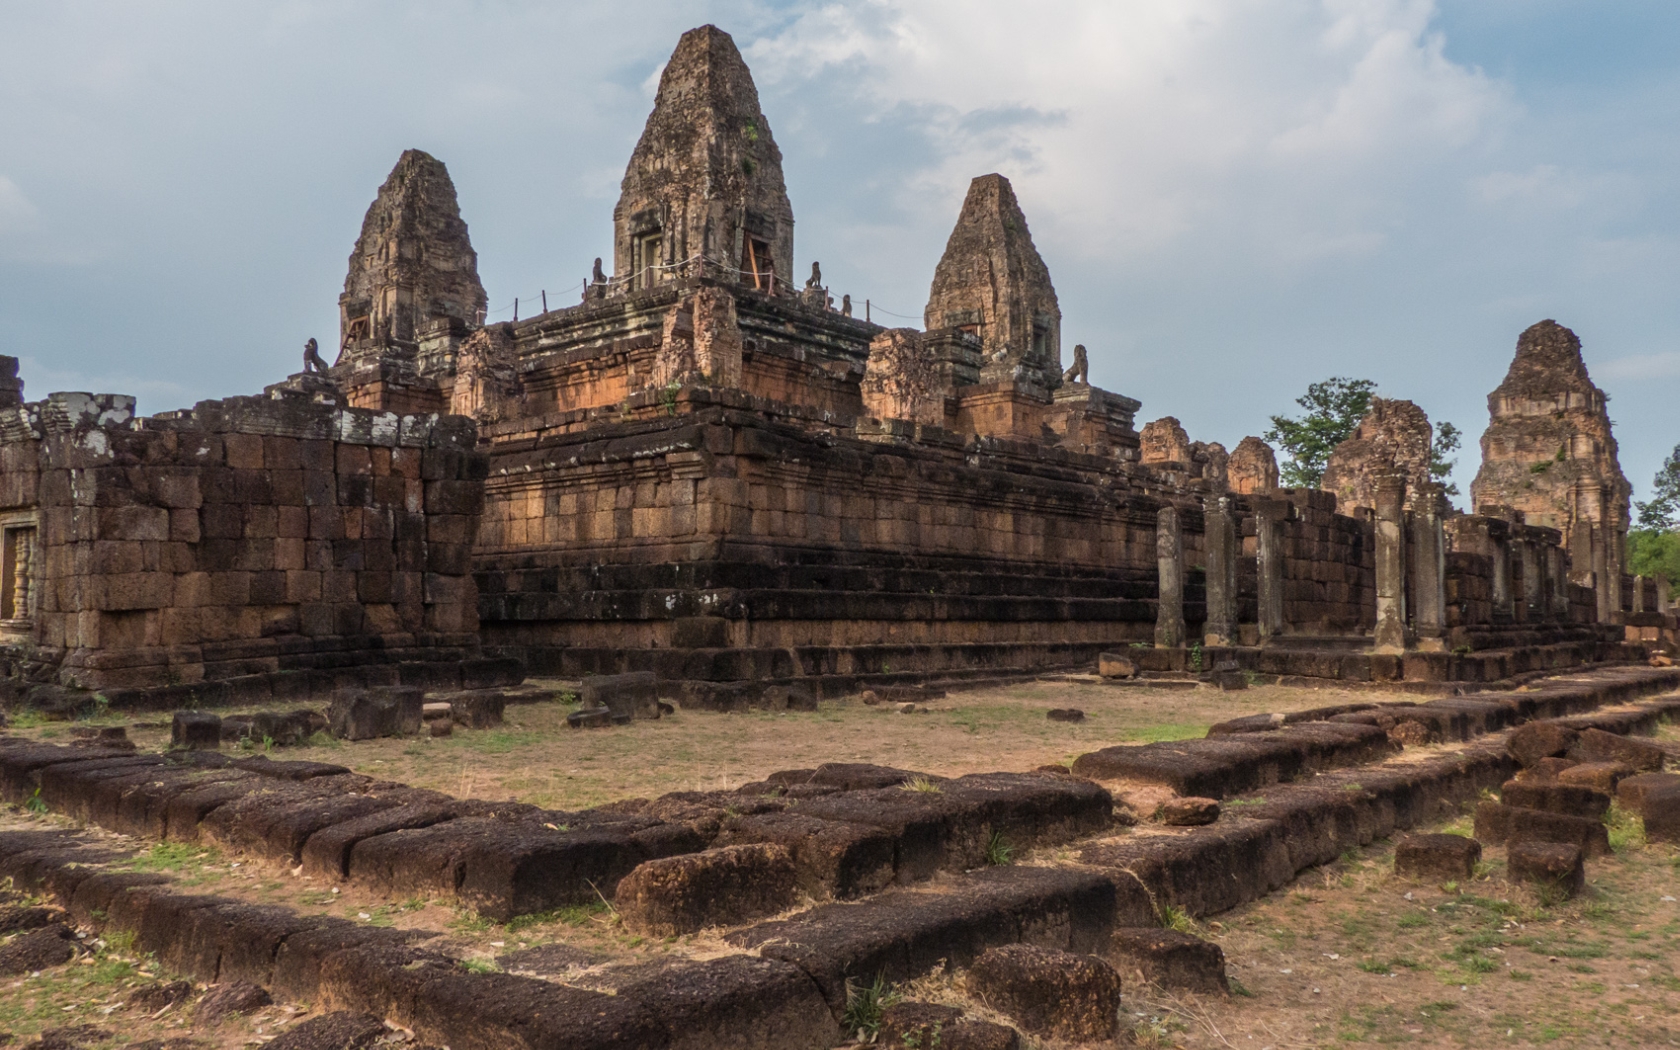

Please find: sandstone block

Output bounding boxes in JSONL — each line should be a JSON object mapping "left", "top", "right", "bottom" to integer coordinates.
{"left": 172, "top": 711, "right": 222, "bottom": 750}
{"left": 1093, "top": 652, "right": 1139, "bottom": 680}
{"left": 328, "top": 686, "right": 423, "bottom": 740}
{"left": 1616, "top": 772, "right": 1680, "bottom": 814}
{"left": 1573, "top": 728, "right": 1665, "bottom": 772}
{"left": 967, "top": 945, "right": 1120, "bottom": 1042}
{"left": 1555, "top": 762, "right": 1633, "bottom": 794}
{"left": 1506, "top": 842, "right": 1585, "bottom": 898}
{"left": 1642, "top": 784, "right": 1680, "bottom": 845}
{"left": 567, "top": 708, "right": 614, "bottom": 730}
{"left": 1394, "top": 833, "right": 1480, "bottom": 882}
{"left": 1515, "top": 757, "right": 1578, "bottom": 781}
{"left": 1473, "top": 801, "right": 1610, "bottom": 857}
{"left": 615, "top": 844, "right": 797, "bottom": 936}
{"left": 196, "top": 980, "right": 272, "bottom": 1024}
{"left": 1107, "top": 927, "right": 1228, "bottom": 994}
{"left": 580, "top": 672, "right": 659, "bottom": 721}
{"left": 448, "top": 690, "right": 507, "bottom": 729}
{"left": 1500, "top": 779, "right": 1611, "bottom": 820}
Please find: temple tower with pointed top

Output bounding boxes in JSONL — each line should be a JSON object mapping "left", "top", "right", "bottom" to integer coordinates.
{"left": 338, "top": 149, "right": 486, "bottom": 355}
{"left": 924, "top": 174, "right": 1062, "bottom": 390}
{"left": 612, "top": 25, "right": 794, "bottom": 295}
{"left": 1470, "top": 319, "right": 1631, "bottom": 614}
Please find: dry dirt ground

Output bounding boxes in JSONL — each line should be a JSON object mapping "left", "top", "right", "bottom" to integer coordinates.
{"left": 16, "top": 678, "right": 1427, "bottom": 810}
{"left": 2, "top": 682, "right": 1677, "bottom": 1049}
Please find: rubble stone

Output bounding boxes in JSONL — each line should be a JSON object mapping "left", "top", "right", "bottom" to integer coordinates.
{"left": 171, "top": 711, "right": 222, "bottom": 751}
{"left": 1394, "top": 833, "right": 1481, "bottom": 882}
{"left": 614, "top": 844, "right": 797, "bottom": 936}
{"left": 1106, "top": 928, "right": 1229, "bottom": 994}
{"left": 1157, "top": 797, "right": 1221, "bottom": 826}
{"left": 966, "top": 944, "right": 1120, "bottom": 1042}
{"left": 1506, "top": 842, "right": 1585, "bottom": 898}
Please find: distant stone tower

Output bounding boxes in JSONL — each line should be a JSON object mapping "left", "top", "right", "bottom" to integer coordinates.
{"left": 1322, "top": 398, "right": 1434, "bottom": 512}
{"left": 613, "top": 25, "right": 794, "bottom": 295}
{"left": 338, "top": 150, "right": 486, "bottom": 356}
{"left": 924, "top": 174, "right": 1063, "bottom": 390}
{"left": 1470, "top": 320, "right": 1630, "bottom": 609}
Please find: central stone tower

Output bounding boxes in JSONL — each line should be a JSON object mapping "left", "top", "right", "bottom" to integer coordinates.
{"left": 612, "top": 25, "right": 795, "bottom": 295}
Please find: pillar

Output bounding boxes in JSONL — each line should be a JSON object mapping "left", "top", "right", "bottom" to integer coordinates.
{"left": 1547, "top": 544, "right": 1570, "bottom": 622}
{"left": 1255, "top": 499, "right": 1287, "bottom": 641}
{"left": 1155, "top": 505, "right": 1185, "bottom": 648}
{"left": 1658, "top": 575, "right": 1671, "bottom": 615}
{"left": 1410, "top": 483, "right": 1446, "bottom": 650}
{"left": 1633, "top": 574, "right": 1646, "bottom": 614}
{"left": 1489, "top": 524, "right": 1513, "bottom": 622}
{"left": 1591, "top": 526, "right": 1611, "bottom": 623}
{"left": 1373, "top": 474, "right": 1407, "bottom": 654}
{"left": 1520, "top": 536, "right": 1543, "bottom": 623}
{"left": 1202, "top": 495, "right": 1237, "bottom": 647}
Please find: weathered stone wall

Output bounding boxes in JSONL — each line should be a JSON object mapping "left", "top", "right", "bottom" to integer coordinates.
{"left": 0, "top": 369, "right": 486, "bottom": 692}
{"left": 1235, "top": 490, "right": 1375, "bottom": 635}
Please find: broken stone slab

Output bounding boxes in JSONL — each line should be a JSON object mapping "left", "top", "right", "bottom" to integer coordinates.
{"left": 69, "top": 727, "right": 134, "bottom": 751}
{"left": 965, "top": 944, "right": 1121, "bottom": 1043}
{"left": 1071, "top": 722, "right": 1394, "bottom": 799}
{"left": 259, "top": 1012, "right": 388, "bottom": 1050}
{"left": 879, "top": 1002, "right": 1020, "bottom": 1050}
{"left": 0, "top": 922, "right": 79, "bottom": 975}
{"left": 422, "top": 702, "right": 452, "bottom": 717}
{"left": 171, "top": 711, "right": 222, "bottom": 751}
{"left": 195, "top": 980, "right": 272, "bottom": 1025}
{"left": 1157, "top": 797, "right": 1220, "bottom": 826}
{"left": 1572, "top": 728, "right": 1665, "bottom": 772}
{"left": 1106, "top": 927, "right": 1229, "bottom": 995}
{"left": 1393, "top": 833, "right": 1481, "bottom": 882}
{"left": 328, "top": 687, "right": 423, "bottom": 741}
{"left": 1472, "top": 802, "right": 1611, "bottom": 857}
{"left": 565, "top": 707, "right": 616, "bottom": 729}
{"left": 1046, "top": 708, "right": 1085, "bottom": 723}
{"left": 1499, "top": 779, "right": 1611, "bottom": 820}
{"left": 614, "top": 843, "right": 798, "bottom": 936}
{"left": 1514, "top": 757, "right": 1578, "bottom": 782}
{"left": 221, "top": 709, "right": 325, "bottom": 747}
{"left": 579, "top": 672, "right": 660, "bottom": 721}
{"left": 1506, "top": 842, "right": 1585, "bottom": 898}
{"left": 1506, "top": 722, "right": 1578, "bottom": 768}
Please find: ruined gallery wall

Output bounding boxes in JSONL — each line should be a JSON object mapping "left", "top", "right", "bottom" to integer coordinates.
{"left": 1235, "top": 490, "right": 1376, "bottom": 635}
{"left": 0, "top": 373, "right": 487, "bottom": 692}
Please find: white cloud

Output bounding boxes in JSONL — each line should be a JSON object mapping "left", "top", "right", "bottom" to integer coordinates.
{"left": 0, "top": 176, "right": 38, "bottom": 233}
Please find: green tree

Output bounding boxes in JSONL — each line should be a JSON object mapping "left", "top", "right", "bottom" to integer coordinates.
{"left": 1429, "top": 421, "right": 1463, "bottom": 498}
{"left": 1628, "top": 529, "right": 1680, "bottom": 584}
{"left": 1635, "top": 443, "right": 1680, "bottom": 530}
{"left": 1265, "top": 377, "right": 1377, "bottom": 489}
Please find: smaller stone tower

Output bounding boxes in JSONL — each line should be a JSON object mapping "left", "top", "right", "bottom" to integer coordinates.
{"left": 924, "top": 174, "right": 1063, "bottom": 390}
{"left": 338, "top": 150, "right": 486, "bottom": 356}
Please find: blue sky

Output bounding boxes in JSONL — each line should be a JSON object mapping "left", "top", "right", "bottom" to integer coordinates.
{"left": 1, "top": 1, "right": 1675, "bottom": 506}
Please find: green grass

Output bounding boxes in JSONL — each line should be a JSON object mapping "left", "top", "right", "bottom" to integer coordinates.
{"left": 902, "top": 776, "right": 942, "bottom": 794}
{"left": 460, "top": 958, "right": 501, "bottom": 974}
{"left": 984, "top": 831, "right": 1014, "bottom": 867}
{"left": 840, "top": 974, "right": 900, "bottom": 1041}
{"left": 1126, "top": 722, "right": 1210, "bottom": 743}
{"left": 122, "top": 842, "right": 220, "bottom": 872}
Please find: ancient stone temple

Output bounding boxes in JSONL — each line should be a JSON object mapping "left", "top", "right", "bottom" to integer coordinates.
{"left": 0, "top": 25, "right": 1659, "bottom": 709}
{"left": 924, "top": 174, "right": 1063, "bottom": 390}
{"left": 1470, "top": 320, "right": 1631, "bottom": 616}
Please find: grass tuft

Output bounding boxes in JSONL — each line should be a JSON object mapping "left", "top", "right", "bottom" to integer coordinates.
{"left": 840, "top": 973, "right": 900, "bottom": 1041}
{"left": 984, "top": 831, "right": 1015, "bottom": 867}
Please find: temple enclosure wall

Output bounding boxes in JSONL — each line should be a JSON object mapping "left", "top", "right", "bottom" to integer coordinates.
{"left": 0, "top": 366, "right": 491, "bottom": 698}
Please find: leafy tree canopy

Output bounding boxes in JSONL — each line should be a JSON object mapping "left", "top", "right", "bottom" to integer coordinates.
{"left": 1265, "top": 377, "right": 1377, "bottom": 490}
{"left": 1629, "top": 528, "right": 1680, "bottom": 584}
{"left": 1429, "top": 421, "right": 1462, "bottom": 498}
{"left": 1635, "top": 442, "right": 1680, "bottom": 530}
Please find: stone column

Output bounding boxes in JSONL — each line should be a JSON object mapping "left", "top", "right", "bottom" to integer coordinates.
{"left": 1519, "top": 536, "right": 1543, "bottom": 623}
{"left": 1590, "top": 526, "right": 1611, "bottom": 623}
{"left": 1155, "top": 505, "right": 1185, "bottom": 648}
{"left": 1202, "top": 495, "right": 1237, "bottom": 647}
{"left": 1658, "top": 575, "right": 1671, "bottom": 614}
{"left": 1410, "top": 483, "right": 1446, "bottom": 650}
{"left": 1373, "top": 474, "right": 1407, "bottom": 654}
{"left": 1605, "top": 518, "right": 1625, "bottom": 621}
{"left": 1632, "top": 574, "right": 1646, "bottom": 614}
{"left": 1547, "top": 545, "right": 1570, "bottom": 621}
{"left": 1255, "top": 499, "right": 1287, "bottom": 641}
{"left": 1489, "top": 525, "right": 1513, "bottom": 622}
